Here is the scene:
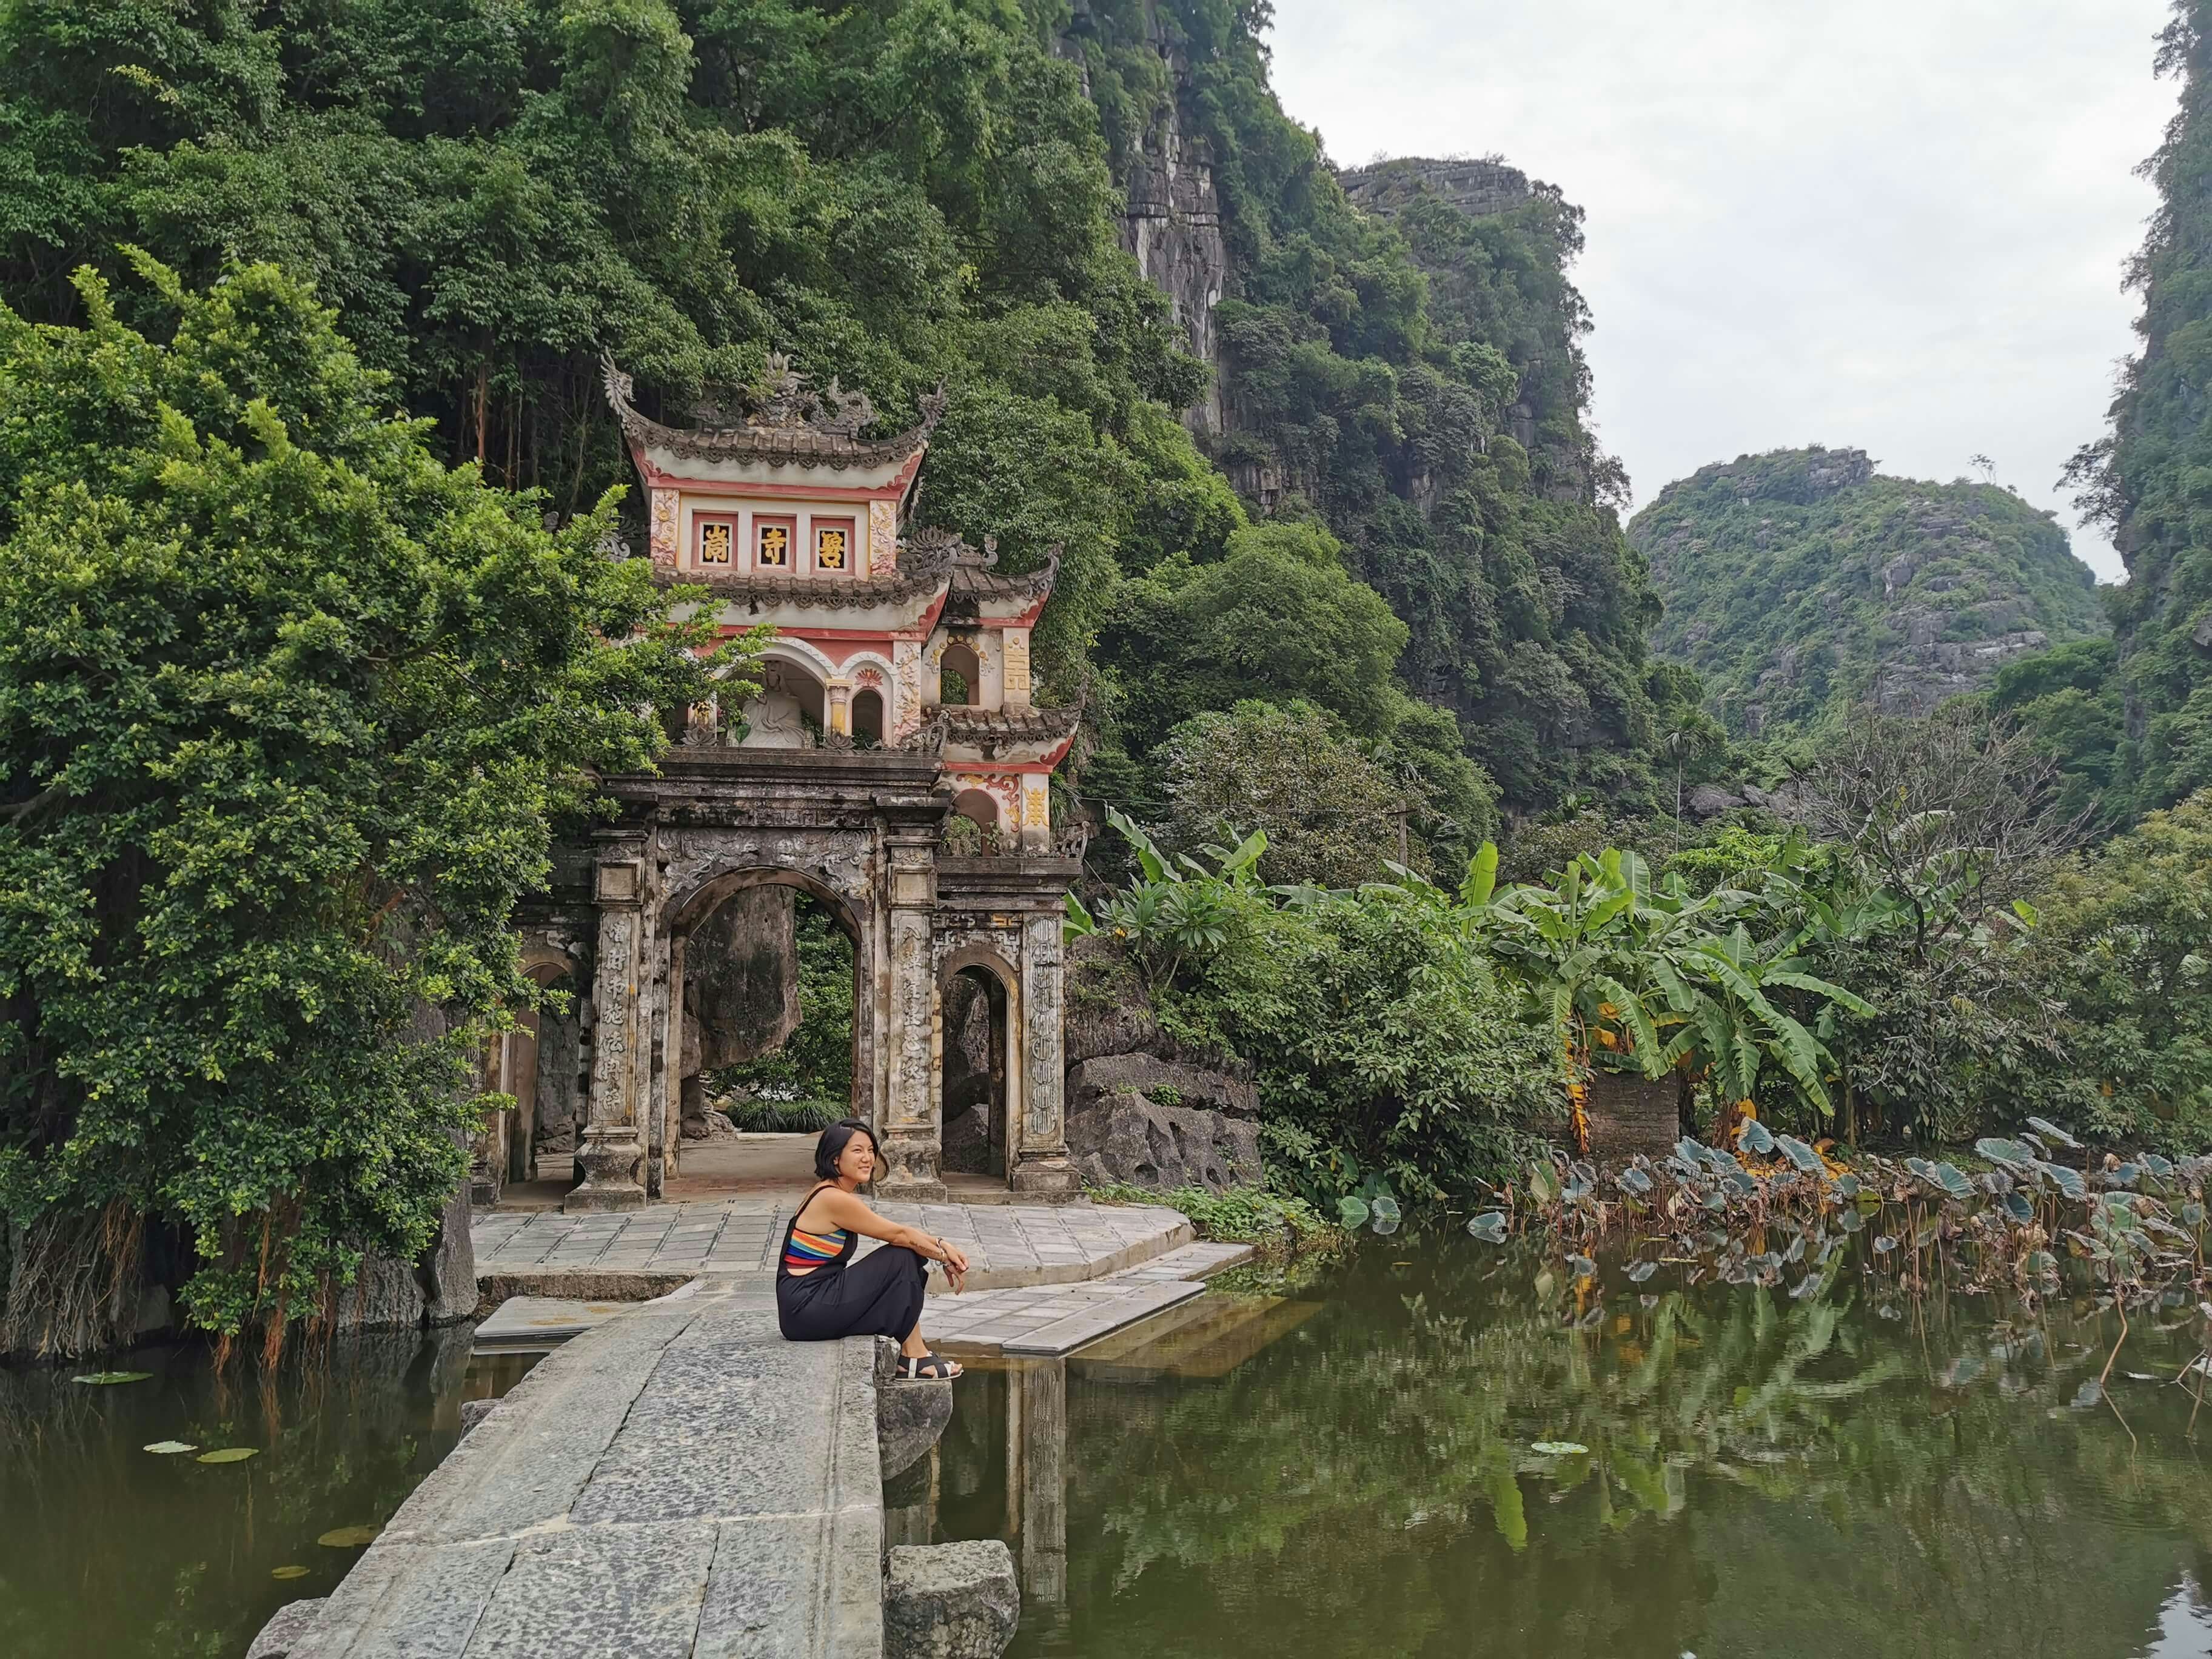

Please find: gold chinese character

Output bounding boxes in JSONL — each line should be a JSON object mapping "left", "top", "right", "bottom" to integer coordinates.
{"left": 759, "top": 524, "right": 789, "bottom": 567}
{"left": 816, "top": 527, "right": 847, "bottom": 570}
{"left": 699, "top": 522, "right": 732, "bottom": 565}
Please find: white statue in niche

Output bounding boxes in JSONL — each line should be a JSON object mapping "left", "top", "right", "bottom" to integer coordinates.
{"left": 738, "top": 662, "right": 813, "bottom": 749}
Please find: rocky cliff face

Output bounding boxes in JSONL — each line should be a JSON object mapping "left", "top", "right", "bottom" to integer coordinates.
{"left": 1632, "top": 447, "right": 2108, "bottom": 735}
{"left": 1111, "top": 23, "right": 1228, "bottom": 435}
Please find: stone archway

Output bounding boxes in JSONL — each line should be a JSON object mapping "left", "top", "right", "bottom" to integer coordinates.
{"left": 549, "top": 746, "right": 1080, "bottom": 1209}
{"left": 663, "top": 867, "right": 867, "bottom": 1168}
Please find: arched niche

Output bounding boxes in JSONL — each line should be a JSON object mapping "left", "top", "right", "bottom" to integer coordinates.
{"left": 738, "top": 655, "right": 830, "bottom": 748}
{"left": 939, "top": 640, "right": 980, "bottom": 706}
{"left": 937, "top": 945, "right": 1024, "bottom": 1180}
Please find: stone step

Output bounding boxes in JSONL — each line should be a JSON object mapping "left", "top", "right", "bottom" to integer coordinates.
{"left": 926, "top": 1278, "right": 1207, "bottom": 1358}
{"left": 471, "top": 1296, "right": 637, "bottom": 1351}
{"left": 1002, "top": 1280, "right": 1206, "bottom": 1356}
{"left": 1098, "top": 1241, "right": 1253, "bottom": 1283}
{"left": 1070, "top": 1295, "right": 1322, "bottom": 1382}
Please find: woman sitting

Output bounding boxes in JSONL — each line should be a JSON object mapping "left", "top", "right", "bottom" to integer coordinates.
{"left": 777, "top": 1118, "right": 972, "bottom": 1379}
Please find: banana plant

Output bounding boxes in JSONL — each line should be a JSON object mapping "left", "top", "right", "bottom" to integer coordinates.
{"left": 1071, "top": 808, "right": 1269, "bottom": 995}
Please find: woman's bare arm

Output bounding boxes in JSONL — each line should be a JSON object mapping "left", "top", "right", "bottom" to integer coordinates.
{"left": 810, "top": 1189, "right": 971, "bottom": 1276}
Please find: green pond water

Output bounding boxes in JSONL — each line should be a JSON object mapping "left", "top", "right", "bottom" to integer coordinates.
{"left": 922, "top": 1244, "right": 2212, "bottom": 1659}
{"left": 0, "top": 1330, "right": 536, "bottom": 1658}
{"left": 8, "top": 1246, "right": 2212, "bottom": 1657}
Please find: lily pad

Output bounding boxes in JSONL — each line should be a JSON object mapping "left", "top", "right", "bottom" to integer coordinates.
{"left": 1336, "top": 1196, "right": 1370, "bottom": 1230}
{"left": 72, "top": 1372, "right": 152, "bottom": 1386}
{"left": 272, "top": 1566, "right": 311, "bottom": 1581}
{"left": 1530, "top": 1441, "right": 1589, "bottom": 1456}
{"left": 318, "top": 1526, "right": 381, "bottom": 1549}
{"left": 196, "top": 1447, "right": 260, "bottom": 1465}
{"left": 141, "top": 1441, "right": 198, "bottom": 1456}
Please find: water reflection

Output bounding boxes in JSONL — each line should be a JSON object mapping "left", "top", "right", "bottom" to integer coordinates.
{"left": 932, "top": 1248, "right": 2212, "bottom": 1659}
{"left": 0, "top": 1329, "right": 531, "bottom": 1658}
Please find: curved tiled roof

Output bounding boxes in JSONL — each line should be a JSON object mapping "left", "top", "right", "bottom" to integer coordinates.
{"left": 934, "top": 702, "right": 1084, "bottom": 745}
{"left": 603, "top": 357, "right": 943, "bottom": 472}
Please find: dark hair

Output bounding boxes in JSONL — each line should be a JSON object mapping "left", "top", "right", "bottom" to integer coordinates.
{"left": 814, "top": 1118, "right": 879, "bottom": 1180}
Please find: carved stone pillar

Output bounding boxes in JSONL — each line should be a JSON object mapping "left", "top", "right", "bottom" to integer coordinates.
{"left": 826, "top": 679, "right": 853, "bottom": 738}
{"left": 876, "top": 839, "right": 947, "bottom": 1201}
{"left": 1010, "top": 913, "right": 1078, "bottom": 1196}
{"left": 567, "top": 853, "right": 649, "bottom": 1212}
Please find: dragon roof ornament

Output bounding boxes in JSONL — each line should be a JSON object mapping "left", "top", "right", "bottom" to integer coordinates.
{"left": 601, "top": 355, "right": 945, "bottom": 470}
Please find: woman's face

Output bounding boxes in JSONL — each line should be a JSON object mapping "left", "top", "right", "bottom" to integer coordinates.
{"left": 838, "top": 1132, "right": 876, "bottom": 1184}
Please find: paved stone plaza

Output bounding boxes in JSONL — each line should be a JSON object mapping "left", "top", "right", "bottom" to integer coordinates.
{"left": 471, "top": 1198, "right": 1193, "bottom": 1291}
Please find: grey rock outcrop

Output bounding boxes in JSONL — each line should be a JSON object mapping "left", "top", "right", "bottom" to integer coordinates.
{"left": 1065, "top": 1091, "right": 1261, "bottom": 1193}
{"left": 247, "top": 1598, "right": 326, "bottom": 1659}
{"left": 683, "top": 884, "right": 801, "bottom": 1071}
{"left": 884, "top": 1540, "right": 1020, "bottom": 1659}
{"left": 334, "top": 1164, "right": 475, "bottom": 1332}
{"left": 1068, "top": 1053, "right": 1258, "bottom": 1119}
{"left": 873, "top": 1337, "right": 953, "bottom": 1483}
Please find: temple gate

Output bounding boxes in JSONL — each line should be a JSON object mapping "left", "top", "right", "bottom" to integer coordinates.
{"left": 482, "top": 359, "right": 1084, "bottom": 1206}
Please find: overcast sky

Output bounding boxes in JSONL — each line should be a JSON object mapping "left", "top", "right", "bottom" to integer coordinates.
{"left": 1266, "top": 1, "right": 2175, "bottom": 583}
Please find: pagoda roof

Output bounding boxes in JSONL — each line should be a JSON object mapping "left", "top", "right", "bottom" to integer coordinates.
{"left": 603, "top": 355, "right": 943, "bottom": 473}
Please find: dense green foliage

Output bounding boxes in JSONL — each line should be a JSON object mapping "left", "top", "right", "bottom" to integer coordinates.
{"left": 1630, "top": 446, "right": 2106, "bottom": 740}
{"left": 1068, "top": 817, "right": 1553, "bottom": 1204}
{"left": 0, "top": 260, "right": 717, "bottom": 1347}
{"left": 2063, "top": 2, "right": 2212, "bottom": 817}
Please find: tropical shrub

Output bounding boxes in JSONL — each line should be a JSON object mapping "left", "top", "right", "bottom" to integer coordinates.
{"left": 0, "top": 260, "right": 727, "bottom": 1354}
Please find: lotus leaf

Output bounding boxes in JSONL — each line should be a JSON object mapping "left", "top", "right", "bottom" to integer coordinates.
{"left": 72, "top": 1372, "right": 152, "bottom": 1386}
{"left": 142, "top": 1441, "right": 197, "bottom": 1455}
{"left": 1530, "top": 1442, "right": 1589, "bottom": 1456}
{"left": 1776, "top": 1135, "right": 1822, "bottom": 1173}
{"left": 196, "top": 1448, "right": 260, "bottom": 1464}
{"left": 1337, "top": 1196, "right": 1370, "bottom": 1229}
{"left": 272, "top": 1567, "right": 310, "bottom": 1581}
{"left": 318, "top": 1527, "right": 381, "bottom": 1548}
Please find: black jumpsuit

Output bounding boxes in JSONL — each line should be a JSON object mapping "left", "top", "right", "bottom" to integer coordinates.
{"left": 775, "top": 1183, "right": 930, "bottom": 1342}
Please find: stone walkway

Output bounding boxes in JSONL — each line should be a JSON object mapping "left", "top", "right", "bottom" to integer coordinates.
{"left": 921, "top": 1242, "right": 1253, "bottom": 1357}
{"left": 289, "top": 1278, "right": 888, "bottom": 1658}
{"left": 472, "top": 1199, "right": 1192, "bottom": 1292}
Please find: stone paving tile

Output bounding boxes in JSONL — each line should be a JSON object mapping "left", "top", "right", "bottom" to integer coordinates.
{"left": 473, "top": 1196, "right": 1191, "bottom": 1290}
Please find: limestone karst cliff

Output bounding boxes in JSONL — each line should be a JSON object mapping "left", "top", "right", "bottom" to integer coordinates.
{"left": 1064, "top": 2, "right": 1669, "bottom": 809}
{"left": 1629, "top": 447, "right": 2108, "bottom": 736}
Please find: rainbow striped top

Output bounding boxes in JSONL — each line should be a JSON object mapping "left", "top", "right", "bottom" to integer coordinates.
{"left": 782, "top": 1225, "right": 850, "bottom": 1273}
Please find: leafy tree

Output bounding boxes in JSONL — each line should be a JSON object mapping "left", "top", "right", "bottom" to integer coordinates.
{"left": 1157, "top": 700, "right": 1412, "bottom": 889}
{"left": 1099, "top": 522, "right": 1409, "bottom": 757}
{"left": 0, "top": 258, "right": 727, "bottom": 1355}
{"left": 2019, "top": 789, "right": 2212, "bottom": 1146}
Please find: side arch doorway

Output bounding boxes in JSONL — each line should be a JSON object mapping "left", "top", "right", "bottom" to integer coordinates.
{"left": 940, "top": 957, "right": 1017, "bottom": 1179}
